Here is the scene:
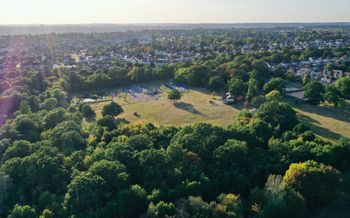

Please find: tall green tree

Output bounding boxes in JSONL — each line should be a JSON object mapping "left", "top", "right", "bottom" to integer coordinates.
{"left": 336, "top": 77, "right": 350, "bottom": 99}
{"left": 303, "top": 81, "right": 325, "bottom": 105}
{"left": 324, "top": 84, "right": 342, "bottom": 106}
{"left": 246, "top": 78, "right": 260, "bottom": 101}
{"left": 228, "top": 78, "right": 247, "bottom": 97}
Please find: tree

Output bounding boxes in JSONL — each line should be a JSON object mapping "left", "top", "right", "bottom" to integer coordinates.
{"left": 265, "top": 90, "right": 282, "bottom": 102}
{"left": 256, "top": 101, "right": 298, "bottom": 132}
{"left": 187, "top": 196, "right": 213, "bottom": 218}
{"left": 63, "top": 173, "right": 107, "bottom": 217}
{"left": 175, "top": 65, "right": 209, "bottom": 86}
{"left": 214, "top": 193, "right": 243, "bottom": 218}
{"left": 209, "top": 76, "right": 225, "bottom": 90}
{"left": 13, "top": 115, "right": 40, "bottom": 142}
{"left": 336, "top": 77, "right": 350, "bottom": 99}
{"left": 167, "top": 90, "right": 181, "bottom": 103}
{"left": 40, "top": 98, "right": 58, "bottom": 111}
{"left": 284, "top": 160, "right": 341, "bottom": 207}
{"left": 97, "top": 115, "right": 116, "bottom": 130}
{"left": 29, "top": 95, "right": 40, "bottom": 112}
{"left": 113, "top": 185, "right": 149, "bottom": 218}
{"left": 324, "top": 84, "right": 342, "bottom": 106}
{"left": 250, "top": 175, "right": 306, "bottom": 218}
{"left": 228, "top": 78, "right": 247, "bottom": 97}
{"left": 251, "top": 60, "right": 271, "bottom": 79}
{"left": 88, "top": 160, "right": 129, "bottom": 192}
{"left": 147, "top": 201, "right": 176, "bottom": 218}
{"left": 39, "top": 209, "right": 54, "bottom": 218}
{"left": 302, "top": 73, "right": 311, "bottom": 86}
{"left": 303, "top": 81, "right": 325, "bottom": 105}
{"left": 128, "top": 66, "right": 146, "bottom": 83}
{"left": 43, "top": 108, "right": 66, "bottom": 129}
{"left": 214, "top": 139, "right": 248, "bottom": 167}
{"left": 263, "top": 77, "right": 286, "bottom": 94}
{"left": 0, "top": 172, "right": 10, "bottom": 213}
{"left": 246, "top": 78, "right": 260, "bottom": 101}
{"left": 81, "top": 104, "right": 96, "bottom": 118}
{"left": 17, "top": 100, "right": 31, "bottom": 115}
{"left": 249, "top": 118, "right": 273, "bottom": 145}
{"left": 8, "top": 204, "right": 36, "bottom": 218}
{"left": 3, "top": 140, "right": 32, "bottom": 161}
{"left": 136, "top": 149, "right": 168, "bottom": 189}
{"left": 251, "top": 96, "right": 266, "bottom": 108}
{"left": 43, "top": 121, "right": 85, "bottom": 154}
{"left": 102, "top": 101, "right": 123, "bottom": 117}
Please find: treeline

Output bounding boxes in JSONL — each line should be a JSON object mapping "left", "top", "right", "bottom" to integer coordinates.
{"left": 303, "top": 76, "right": 350, "bottom": 106}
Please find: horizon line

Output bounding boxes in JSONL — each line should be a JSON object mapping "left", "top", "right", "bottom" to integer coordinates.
{"left": 1, "top": 21, "right": 350, "bottom": 26}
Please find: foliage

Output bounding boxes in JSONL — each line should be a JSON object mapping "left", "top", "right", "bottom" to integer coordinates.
{"left": 228, "top": 78, "right": 247, "bottom": 97}
{"left": 336, "top": 77, "right": 350, "bottom": 99}
{"left": 102, "top": 101, "right": 123, "bottom": 117}
{"left": 324, "top": 85, "right": 342, "bottom": 106}
{"left": 81, "top": 104, "right": 96, "bottom": 118}
{"left": 8, "top": 204, "right": 36, "bottom": 218}
{"left": 265, "top": 90, "right": 282, "bottom": 102}
{"left": 209, "top": 76, "right": 225, "bottom": 90}
{"left": 256, "top": 101, "right": 298, "bottom": 132}
{"left": 263, "top": 78, "right": 286, "bottom": 94}
{"left": 167, "top": 90, "right": 182, "bottom": 103}
{"left": 303, "top": 81, "right": 325, "bottom": 105}
{"left": 284, "top": 160, "right": 341, "bottom": 207}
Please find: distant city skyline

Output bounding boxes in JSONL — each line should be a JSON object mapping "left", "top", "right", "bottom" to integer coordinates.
{"left": 1, "top": 0, "right": 350, "bottom": 24}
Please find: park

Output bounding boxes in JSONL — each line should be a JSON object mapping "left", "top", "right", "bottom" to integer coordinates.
{"left": 77, "top": 81, "right": 350, "bottom": 141}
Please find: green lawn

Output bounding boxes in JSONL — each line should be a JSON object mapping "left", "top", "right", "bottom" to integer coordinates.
{"left": 88, "top": 84, "right": 240, "bottom": 127}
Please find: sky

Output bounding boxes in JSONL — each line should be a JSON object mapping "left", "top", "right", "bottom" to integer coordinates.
{"left": 0, "top": 0, "right": 349, "bottom": 24}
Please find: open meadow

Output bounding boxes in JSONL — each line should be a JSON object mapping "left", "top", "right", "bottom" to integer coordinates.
{"left": 86, "top": 82, "right": 240, "bottom": 127}
{"left": 83, "top": 81, "right": 350, "bottom": 141}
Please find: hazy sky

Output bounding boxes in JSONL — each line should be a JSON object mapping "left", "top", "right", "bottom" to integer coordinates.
{"left": 1, "top": 0, "right": 349, "bottom": 24}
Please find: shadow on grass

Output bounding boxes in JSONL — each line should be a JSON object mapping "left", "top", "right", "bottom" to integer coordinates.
{"left": 174, "top": 102, "right": 203, "bottom": 116}
{"left": 286, "top": 96, "right": 350, "bottom": 124}
{"left": 115, "top": 118, "right": 130, "bottom": 125}
{"left": 298, "top": 112, "right": 347, "bottom": 141}
{"left": 227, "top": 103, "right": 245, "bottom": 110}
{"left": 297, "top": 112, "right": 321, "bottom": 125}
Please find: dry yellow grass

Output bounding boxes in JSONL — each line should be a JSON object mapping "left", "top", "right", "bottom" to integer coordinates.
{"left": 87, "top": 82, "right": 350, "bottom": 141}
{"left": 89, "top": 88, "right": 239, "bottom": 127}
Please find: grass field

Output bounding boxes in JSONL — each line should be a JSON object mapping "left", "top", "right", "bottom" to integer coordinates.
{"left": 88, "top": 82, "right": 240, "bottom": 127}
{"left": 85, "top": 81, "right": 350, "bottom": 141}
{"left": 290, "top": 101, "right": 350, "bottom": 141}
